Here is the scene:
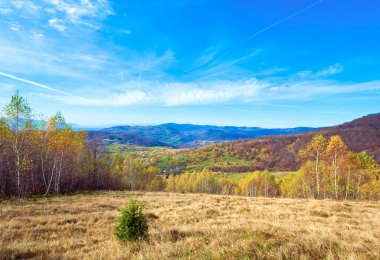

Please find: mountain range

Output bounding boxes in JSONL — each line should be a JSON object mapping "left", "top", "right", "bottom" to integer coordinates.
{"left": 147, "top": 113, "right": 380, "bottom": 173}
{"left": 87, "top": 123, "right": 318, "bottom": 148}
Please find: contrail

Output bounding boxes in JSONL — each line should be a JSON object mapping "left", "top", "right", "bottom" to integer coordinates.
{"left": 206, "top": 0, "right": 325, "bottom": 67}
{"left": 0, "top": 71, "right": 76, "bottom": 97}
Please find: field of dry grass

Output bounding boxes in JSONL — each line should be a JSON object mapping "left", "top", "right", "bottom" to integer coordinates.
{"left": 0, "top": 191, "right": 379, "bottom": 259}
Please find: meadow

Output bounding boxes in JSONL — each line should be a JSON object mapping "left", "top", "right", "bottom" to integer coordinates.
{"left": 1, "top": 191, "right": 379, "bottom": 259}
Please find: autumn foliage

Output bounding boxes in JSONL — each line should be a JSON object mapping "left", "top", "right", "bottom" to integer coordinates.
{"left": 0, "top": 92, "right": 120, "bottom": 197}
{"left": 282, "top": 134, "right": 379, "bottom": 200}
{"left": 0, "top": 92, "right": 378, "bottom": 200}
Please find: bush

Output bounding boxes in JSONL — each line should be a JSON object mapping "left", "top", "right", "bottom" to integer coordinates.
{"left": 114, "top": 200, "right": 148, "bottom": 242}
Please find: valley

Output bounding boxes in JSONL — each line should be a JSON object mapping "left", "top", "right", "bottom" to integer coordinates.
{"left": 105, "top": 113, "right": 380, "bottom": 174}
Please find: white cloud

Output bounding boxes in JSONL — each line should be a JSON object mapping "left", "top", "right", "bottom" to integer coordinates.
{"left": 192, "top": 48, "right": 219, "bottom": 68}
{"left": 0, "top": 37, "right": 179, "bottom": 86}
{"left": 8, "top": 22, "right": 22, "bottom": 31}
{"left": 44, "top": 0, "right": 113, "bottom": 28}
{"left": 119, "top": 29, "right": 132, "bottom": 35}
{"left": 296, "top": 63, "right": 344, "bottom": 79}
{"left": 316, "top": 63, "right": 344, "bottom": 77}
{"left": 12, "top": 0, "right": 40, "bottom": 11}
{"left": 25, "top": 78, "right": 380, "bottom": 107}
{"left": 188, "top": 48, "right": 261, "bottom": 80}
{"left": 136, "top": 50, "right": 175, "bottom": 75}
{"left": 0, "top": 7, "right": 12, "bottom": 14}
{"left": 0, "top": 71, "right": 75, "bottom": 96}
{"left": 32, "top": 79, "right": 264, "bottom": 106}
{"left": 48, "top": 18, "right": 66, "bottom": 31}
{"left": 0, "top": 42, "right": 85, "bottom": 78}
{"left": 0, "top": 0, "right": 113, "bottom": 32}
{"left": 161, "top": 79, "right": 264, "bottom": 106}
{"left": 30, "top": 31, "right": 44, "bottom": 40}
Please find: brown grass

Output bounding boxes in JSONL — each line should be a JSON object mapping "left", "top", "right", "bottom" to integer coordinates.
{"left": 0, "top": 191, "right": 379, "bottom": 259}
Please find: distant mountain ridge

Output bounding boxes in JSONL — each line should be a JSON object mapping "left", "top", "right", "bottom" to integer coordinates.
{"left": 87, "top": 131, "right": 169, "bottom": 147}
{"left": 148, "top": 113, "right": 380, "bottom": 173}
{"left": 88, "top": 123, "right": 318, "bottom": 148}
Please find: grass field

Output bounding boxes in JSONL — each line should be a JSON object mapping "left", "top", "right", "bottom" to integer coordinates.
{"left": 1, "top": 191, "right": 379, "bottom": 259}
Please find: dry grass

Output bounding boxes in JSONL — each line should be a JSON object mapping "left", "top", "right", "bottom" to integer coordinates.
{"left": 0, "top": 191, "right": 379, "bottom": 259}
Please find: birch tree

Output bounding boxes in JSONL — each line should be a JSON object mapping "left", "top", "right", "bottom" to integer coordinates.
{"left": 3, "top": 91, "right": 32, "bottom": 197}
{"left": 298, "top": 134, "right": 327, "bottom": 198}
{"left": 326, "top": 135, "right": 347, "bottom": 199}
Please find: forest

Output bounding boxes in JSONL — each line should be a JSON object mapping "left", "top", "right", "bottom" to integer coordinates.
{"left": 0, "top": 92, "right": 379, "bottom": 200}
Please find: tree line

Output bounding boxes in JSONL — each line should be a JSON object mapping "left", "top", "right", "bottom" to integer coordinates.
{"left": 1, "top": 92, "right": 379, "bottom": 200}
{"left": 0, "top": 92, "right": 169, "bottom": 197}
{"left": 0, "top": 92, "right": 124, "bottom": 197}
{"left": 282, "top": 135, "right": 379, "bottom": 200}
{"left": 164, "top": 135, "right": 379, "bottom": 200}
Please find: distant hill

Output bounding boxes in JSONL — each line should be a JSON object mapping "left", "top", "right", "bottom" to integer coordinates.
{"left": 87, "top": 130, "right": 169, "bottom": 147}
{"left": 149, "top": 113, "right": 380, "bottom": 173}
{"left": 89, "top": 124, "right": 317, "bottom": 148}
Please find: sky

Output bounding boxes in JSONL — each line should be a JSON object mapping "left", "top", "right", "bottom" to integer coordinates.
{"left": 0, "top": 0, "right": 379, "bottom": 128}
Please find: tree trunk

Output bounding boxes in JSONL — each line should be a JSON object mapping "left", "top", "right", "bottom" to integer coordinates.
{"left": 315, "top": 152, "right": 320, "bottom": 199}
{"left": 333, "top": 153, "right": 338, "bottom": 199}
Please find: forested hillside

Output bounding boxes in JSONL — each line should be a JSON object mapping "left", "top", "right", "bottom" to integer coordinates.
{"left": 87, "top": 130, "right": 169, "bottom": 147}
{"left": 0, "top": 92, "right": 124, "bottom": 197}
{"left": 1, "top": 92, "right": 378, "bottom": 200}
{"left": 149, "top": 113, "right": 380, "bottom": 173}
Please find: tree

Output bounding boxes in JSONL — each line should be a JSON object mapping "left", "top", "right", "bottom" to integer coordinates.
{"left": 238, "top": 170, "right": 279, "bottom": 197}
{"left": 348, "top": 151, "right": 378, "bottom": 199}
{"left": 165, "top": 174, "right": 176, "bottom": 192}
{"left": 298, "top": 135, "right": 326, "bottom": 198}
{"left": 325, "top": 135, "right": 347, "bottom": 199}
{"left": 88, "top": 137, "right": 103, "bottom": 189}
{"left": 218, "top": 177, "right": 235, "bottom": 195}
{"left": 111, "top": 150, "right": 126, "bottom": 189}
{"left": 0, "top": 92, "right": 138, "bottom": 197}
{"left": 3, "top": 91, "right": 33, "bottom": 197}
{"left": 114, "top": 200, "right": 148, "bottom": 242}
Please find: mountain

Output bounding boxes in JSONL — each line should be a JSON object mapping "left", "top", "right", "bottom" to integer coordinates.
{"left": 90, "top": 124, "right": 318, "bottom": 148}
{"left": 87, "top": 131, "right": 170, "bottom": 147}
{"left": 148, "top": 113, "right": 380, "bottom": 173}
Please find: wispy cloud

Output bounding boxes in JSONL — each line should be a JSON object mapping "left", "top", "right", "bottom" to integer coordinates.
{"left": 48, "top": 18, "right": 66, "bottom": 31}
{"left": 12, "top": 0, "right": 40, "bottom": 11}
{"left": 0, "top": 0, "right": 113, "bottom": 32}
{"left": 31, "top": 79, "right": 265, "bottom": 106}
{"left": 45, "top": 0, "right": 114, "bottom": 30}
{"left": 205, "top": 0, "right": 325, "bottom": 68}
{"left": 0, "top": 8, "right": 12, "bottom": 14}
{"left": 186, "top": 49, "right": 261, "bottom": 81}
{"left": 191, "top": 48, "right": 220, "bottom": 68}
{"left": 296, "top": 63, "right": 344, "bottom": 79}
{"left": 0, "top": 71, "right": 76, "bottom": 96}
{"left": 316, "top": 63, "right": 344, "bottom": 77}
{"left": 0, "top": 0, "right": 377, "bottom": 123}
{"left": 24, "top": 76, "right": 380, "bottom": 107}
{"left": 136, "top": 50, "right": 176, "bottom": 75}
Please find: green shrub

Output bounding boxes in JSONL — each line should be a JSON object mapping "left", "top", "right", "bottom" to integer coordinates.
{"left": 114, "top": 200, "right": 148, "bottom": 242}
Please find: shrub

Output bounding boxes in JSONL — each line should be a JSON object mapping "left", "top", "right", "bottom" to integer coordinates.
{"left": 114, "top": 200, "right": 148, "bottom": 242}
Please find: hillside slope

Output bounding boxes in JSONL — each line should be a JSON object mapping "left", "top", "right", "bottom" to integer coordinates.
{"left": 149, "top": 113, "right": 380, "bottom": 173}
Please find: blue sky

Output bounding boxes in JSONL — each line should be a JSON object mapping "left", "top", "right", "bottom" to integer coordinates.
{"left": 0, "top": 0, "right": 379, "bottom": 127}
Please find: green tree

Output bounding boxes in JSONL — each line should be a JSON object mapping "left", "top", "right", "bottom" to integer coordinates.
{"left": 3, "top": 91, "right": 33, "bottom": 197}
{"left": 114, "top": 200, "right": 148, "bottom": 242}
